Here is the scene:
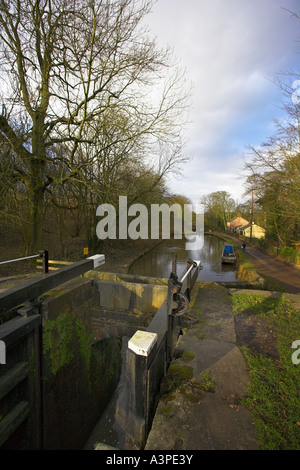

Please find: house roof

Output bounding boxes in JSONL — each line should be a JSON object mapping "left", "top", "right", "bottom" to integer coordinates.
{"left": 228, "top": 215, "right": 249, "bottom": 226}
{"left": 228, "top": 215, "right": 247, "bottom": 222}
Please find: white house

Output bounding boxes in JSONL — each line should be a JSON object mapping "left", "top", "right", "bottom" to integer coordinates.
{"left": 239, "top": 222, "right": 266, "bottom": 239}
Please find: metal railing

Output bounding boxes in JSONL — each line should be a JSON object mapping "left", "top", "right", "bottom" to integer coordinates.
{"left": 0, "top": 250, "right": 49, "bottom": 274}
{"left": 0, "top": 254, "right": 40, "bottom": 264}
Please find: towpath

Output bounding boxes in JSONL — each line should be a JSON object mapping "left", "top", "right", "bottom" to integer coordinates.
{"left": 145, "top": 281, "right": 300, "bottom": 450}
{"left": 145, "top": 283, "right": 261, "bottom": 450}
{"left": 215, "top": 233, "right": 300, "bottom": 294}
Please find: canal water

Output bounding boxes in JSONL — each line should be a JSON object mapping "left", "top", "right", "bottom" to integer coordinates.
{"left": 128, "top": 234, "right": 238, "bottom": 282}
{"left": 84, "top": 234, "right": 237, "bottom": 449}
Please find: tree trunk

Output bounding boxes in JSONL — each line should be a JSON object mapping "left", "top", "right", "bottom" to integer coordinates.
{"left": 28, "top": 118, "right": 47, "bottom": 254}
{"left": 28, "top": 186, "right": 44, "bottom": 254}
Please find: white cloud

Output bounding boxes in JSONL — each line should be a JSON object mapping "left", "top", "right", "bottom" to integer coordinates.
{"left": 145, "top": 0, "right": 300, "bottom": 203}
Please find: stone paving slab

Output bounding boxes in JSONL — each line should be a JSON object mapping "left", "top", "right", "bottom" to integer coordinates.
{"left": 145, "top": 283, "right": 260, "bottom": 450}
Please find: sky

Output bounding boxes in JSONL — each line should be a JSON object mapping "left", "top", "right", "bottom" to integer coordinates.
{"left": 144, "top": 0, "right": 300, "bottom": 206}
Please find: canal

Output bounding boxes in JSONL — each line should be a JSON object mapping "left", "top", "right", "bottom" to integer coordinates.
{"left": 128, "top": 234, "right": 238, "bottom": 282}
{"left": 84, "top": 234, "right": 237, "bottom": 449}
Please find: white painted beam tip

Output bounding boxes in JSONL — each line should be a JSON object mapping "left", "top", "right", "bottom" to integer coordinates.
{"left": 128, "top": 330, "right": 158, "bottom": 357}
{"left": 88, "top": 254, "right": 105, "bottom": 268}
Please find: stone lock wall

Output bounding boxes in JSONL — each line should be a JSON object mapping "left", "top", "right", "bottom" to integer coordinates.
{"left": 41, "top": 277, "right": 122, "bottom": 450}
{"left": 40, "top": 272, "right": 167, "bottom": 450}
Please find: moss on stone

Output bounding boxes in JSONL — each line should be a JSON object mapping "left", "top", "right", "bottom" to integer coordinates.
{"left": 43, "top": 312, "right": 93, "bottom": 377}
{"left": 180, "top": 350, "right": 195, "bottom": 363}
{"left": 160, "top": 405, "right": 172, "bottom": 415}
{"left": 43, "top": 313, "right": 74, "bottom": 375}
{"left": 74, "top": 318, "right": 93, "bottom": 373}
{"left": 168, "top": 364, "right": 193, "bottom": 380}
{"left": 181, "top": 379, "right": 205, "bottom": 403}
{"left": 200, "top": 372, "right": 215, "bottom": 393}
{"left": 164, "top": 364, "right": 194, "bottom": 393}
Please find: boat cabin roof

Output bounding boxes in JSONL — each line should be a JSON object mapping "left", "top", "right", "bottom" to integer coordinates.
{"left": 224, "top": 244, "right": 234, "bottom": 254}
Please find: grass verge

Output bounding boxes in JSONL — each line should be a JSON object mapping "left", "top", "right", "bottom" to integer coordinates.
{"left": 231, "top": 293, "right": 300, "bottom": 449}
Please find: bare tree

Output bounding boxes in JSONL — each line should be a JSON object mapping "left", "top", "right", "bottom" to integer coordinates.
{"left": 0, "top": 0, "right": 190, "bottom": 252}
{"left": 244, "top": 101, "right": 300, "bottom": 245}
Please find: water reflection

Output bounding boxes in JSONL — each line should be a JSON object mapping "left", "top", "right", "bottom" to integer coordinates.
{"left": 128, "top": 234, "right": 237, "bottom": 282}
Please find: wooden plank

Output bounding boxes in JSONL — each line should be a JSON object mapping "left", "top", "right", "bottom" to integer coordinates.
{"left": 36, "top": 259, "right": 72, "bottom": 265}
{"left": 0, "top": 401, "right": 30, "bottom": 447}
{"left": 0, "top": 363, "right": 30, "bottom": 400}
{"left": 36, "top": 266, "right": 58, "bottom": 271}
{"left": 0, "top": 255, "right": 104, "bottom": 313}
{"left": 48, "top": 260, "right": 72, "bottom": 265}
{"left": 0, "top": 315, "right": 41, "bottom": 347}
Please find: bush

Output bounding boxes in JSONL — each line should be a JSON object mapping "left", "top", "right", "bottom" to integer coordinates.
{"left": 256, "top": 237, "right": 268, "bottom": 250}
{"left": 280, "top": 247, "right": 299, "bottom": 265}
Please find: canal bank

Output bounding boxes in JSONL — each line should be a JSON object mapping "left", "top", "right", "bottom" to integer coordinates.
{"left": 90, "top": 235, "right": 266, "bottom": 450}
{"left": 144, "top": 282, "right": 300, "bottom": 450}
{"left": 93, "top": 279, "right": 300, "bottom": 451}
{"left": 144, "top": 282, "right": 261, "bottom": 450}
{"left": 211, "top": 232, "right": 300, "bottom": 294}
{"left": 1, "top": 237, "right": 292, "bottom": 447}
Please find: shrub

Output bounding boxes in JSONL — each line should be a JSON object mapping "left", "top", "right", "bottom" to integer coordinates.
{"left": 280, "top": 247, "right": 299, "bottom": 265}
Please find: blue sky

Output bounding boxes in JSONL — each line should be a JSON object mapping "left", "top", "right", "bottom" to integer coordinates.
{"left": 145, "top": 0, "right": 300, "bottom": 205}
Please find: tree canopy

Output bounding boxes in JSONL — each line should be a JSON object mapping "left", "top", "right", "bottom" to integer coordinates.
{"left": 0, "top": 0, "right": 190, "bottom": 253}
{"left": 244, "top": 101, "right": 300, "bottom": 247}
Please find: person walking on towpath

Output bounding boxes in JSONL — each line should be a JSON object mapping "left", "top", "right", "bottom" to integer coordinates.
{"left": 242, "top": 242, "right": 246, "bottom": 253}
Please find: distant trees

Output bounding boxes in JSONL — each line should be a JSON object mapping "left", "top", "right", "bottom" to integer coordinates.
{"left": 199, "top": 91, "right": 300, "bottom": 252}
{"left": 200, "top": 191, "right": 236, "bottom": 231}
{"left": 0, "top": 0, "right": 190, "bottom": 254}
{"left": 244, "top": 96, "right": 300, "bottom": 249}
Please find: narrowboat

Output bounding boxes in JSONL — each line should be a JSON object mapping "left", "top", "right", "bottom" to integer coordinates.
{"left": 222, "top": 243, "right": 237, "bottom": 264}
